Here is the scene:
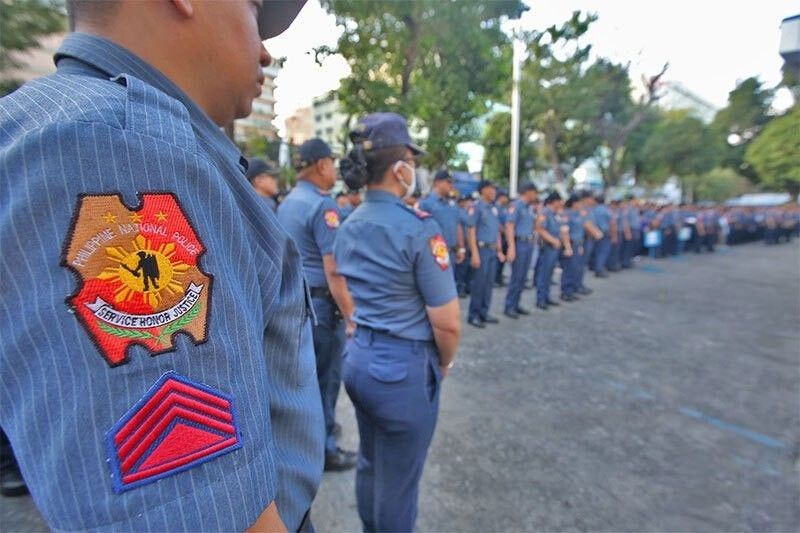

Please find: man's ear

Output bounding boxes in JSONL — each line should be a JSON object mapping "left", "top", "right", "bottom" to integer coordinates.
{"left": 171, "top": 0, "right": 194, "bottom": 18}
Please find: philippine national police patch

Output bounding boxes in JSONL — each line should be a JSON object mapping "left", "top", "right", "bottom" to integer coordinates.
{"left": 62, "top": 193, "right": 212, "bottom": 367}
{"left": 106, "top": 371, "right": 242, "bottom": 493}
{"left": 429, "top": 234, "right": 450, "bottom": 270}
{"left": 324, "top": 209, "right": 340, "bottom": 229}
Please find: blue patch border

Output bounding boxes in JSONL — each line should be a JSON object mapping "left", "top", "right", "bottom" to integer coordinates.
{"left": 105, "top": 371, "right": 243, "bottom": 494}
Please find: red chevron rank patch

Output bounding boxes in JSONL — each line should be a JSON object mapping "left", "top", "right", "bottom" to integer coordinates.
{"left": 106, "top": 372, "right": 241, "bottom": 493}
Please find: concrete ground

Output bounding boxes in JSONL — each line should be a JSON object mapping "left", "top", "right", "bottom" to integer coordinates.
{"left": 3, "top": 242, "right": 799, "bottom": 532}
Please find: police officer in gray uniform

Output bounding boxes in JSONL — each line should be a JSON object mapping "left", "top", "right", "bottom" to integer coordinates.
{"left": 466, "top": 181, "right": 505, "bottom": 328}
{"left": 277, "top": 138, "right": 358, "bottom": 472}
{"left": 334, "top": 113, "right": 460, "bottom": 532}
{"left": 504, "top": 182, "right": 538, "bottom": 318}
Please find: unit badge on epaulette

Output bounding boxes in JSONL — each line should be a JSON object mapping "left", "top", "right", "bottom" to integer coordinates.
{"left": 62, "top": 193, "right": 212, "bottom": 367}
{"left": 429, "top": 234, "right": 450, "bottom": 270}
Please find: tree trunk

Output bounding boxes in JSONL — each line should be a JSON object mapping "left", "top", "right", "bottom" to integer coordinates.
{"left": 401, "top": 14, "right": 420, "bottom": 99}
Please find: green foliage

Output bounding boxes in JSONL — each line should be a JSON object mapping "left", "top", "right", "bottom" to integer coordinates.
{"left": 0, "top": 0, "right": 66, "bottom": 95}
{"left": 639, "top": 110, "right": 720, "bottom": 184}
{"left": 745, "top": 106, "right": 800, "bottom": 195}
{"left": 691, "top": 167, "right": 754, "bottom": 202}
{"left": 711, "top": 77, "right": 774, "bottom": 181}
{"left": 519, "top": 11, "right": 601, "bottom": 182}
{"left": 481, "top": 111, "right": 538, "bottom": 182}
{"left": 318, "top": 0, "right": 527, "bottom": 166}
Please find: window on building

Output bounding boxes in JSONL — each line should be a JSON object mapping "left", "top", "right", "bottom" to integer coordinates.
{"left": 325, "top": 113, "right": 332, "bottom": 119}
{"left": 316, "top": 130, "right": 322, "bottom": 136}
{"left": 325, "top": 127, "right": 333, "bottom": 134}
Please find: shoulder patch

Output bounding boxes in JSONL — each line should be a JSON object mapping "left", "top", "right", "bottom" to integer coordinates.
{"left": 324, "top": 209, "right": 341, "bottom": 229}
{"left": 414, "top": 208, "right": 432, "bottom": 219}
{"left": 429, "top": 234, "right": 451, "bottom": 270}
{"left": 61, "top": 193, "right": 212, "bottom": 367}
{"left": 106, "top": 371, "right": 242, "bottom": 493}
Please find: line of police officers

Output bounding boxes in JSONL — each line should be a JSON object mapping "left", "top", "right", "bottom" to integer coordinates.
{"left": 242, "top": 120, "right": 799, "bottom": 531}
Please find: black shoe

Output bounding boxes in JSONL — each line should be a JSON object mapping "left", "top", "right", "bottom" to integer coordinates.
{"left": 325, "top": 448, "right": 357, "bottom": 472}
{"left": 536, "top": 302, "right": 549, "bottom": 310}
{"left": 0, "top": 468, "right": 28, "bottom": 497}
{"left": 545, "top": 299, "right": 560, "bottom": 306}
{"left": 577, "top": 287, "right": 593, "bottom": 295}
{"left": 503, "top": 309, "right": 519, "bottom": 319}
{"left": 516, "top": 307, "right": 531, "bottom": 316}
{"left": 332, "top": 422, "right": 342, "bottom": 438}
{"left": 482, "top": 315, "right": 500, "bottom": 324}
{"left": 468, "top": 317, "right": 486, "bottom": 328}
{"left": 595, "top": 272, "right": 609, "bottom": 278}
{"left": 561, "top": 294, "right": 578, "bottom": 302}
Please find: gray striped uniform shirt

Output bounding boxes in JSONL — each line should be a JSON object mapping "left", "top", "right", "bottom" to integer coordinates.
{"left": 0, "top": 32, "right": 323, "bottom": 531}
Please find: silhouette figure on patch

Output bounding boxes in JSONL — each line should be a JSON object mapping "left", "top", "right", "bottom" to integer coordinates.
{"left": 123, "top": 251, "right": 160, "bottom": 291}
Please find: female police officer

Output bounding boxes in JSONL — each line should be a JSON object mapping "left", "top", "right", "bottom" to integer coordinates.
{"left": 333, "top": 113, "right": 461, "bottom": 532}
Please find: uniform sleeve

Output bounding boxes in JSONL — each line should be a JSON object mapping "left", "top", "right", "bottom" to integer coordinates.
{"left": 465, "top": 205, "right": 479, "bottom": 228}
{"left": 0, "top": 118, "right": 285, "bottom": 529}
{"left": 507, "top": 202, "right": 522, "bottom": 226}
{"left": 413, "top": 220, "right": 458, "bottom": 307}
{"left": 312, "top": 197, "right": 341, "bottom": 256}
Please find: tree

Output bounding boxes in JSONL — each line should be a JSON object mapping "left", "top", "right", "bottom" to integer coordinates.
{"left": 519, "top": 11, "right": 600, "bottom": 184}
{"left": 745, "top": 105, "right": 800, "bottom": 196}
{"left": 711, "top": 77, "right": 774, "bottom": 181}
{"left": 0, "top": 0, "right": 66, "bottom": 96}
{"left": 692, "top": 167, "right": 753, "bottom": 202}
{"left": 481, "top": 111, "right": 538, "bottom": 183}
{"left": 586, "top": 59, "right": 669, "bottom": 186}
{"left": 318, "top": 0, "right": 527, "bottom": 166}
{"left": 639, "top": 110, "right": 721, "bottom": 200}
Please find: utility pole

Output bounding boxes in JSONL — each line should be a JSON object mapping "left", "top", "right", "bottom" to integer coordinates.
{"left": 509, "top": 33, "right": 522, "bottom": 197}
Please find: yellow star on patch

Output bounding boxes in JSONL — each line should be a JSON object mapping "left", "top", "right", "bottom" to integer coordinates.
{"left": 154, "top": 211, "right": 168, "bottom": 222}
{"left": 101, "top": 212, "right": 117, "bottom": 224}
{"left": 129, "top": 213, "right": 143, "bottom": 223}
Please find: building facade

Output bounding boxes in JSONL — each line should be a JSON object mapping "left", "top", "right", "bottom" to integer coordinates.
{"left": 234, "top": 65, "right": 280, "bottom": 143}
{"left": 657, "top": 81, "right": 718, "bottom": 124}
{"left": 312, "top": 91, "right": 348, "bottom": 155}
{"left": 285, "top": 107, "right": 313, "bottom": 146}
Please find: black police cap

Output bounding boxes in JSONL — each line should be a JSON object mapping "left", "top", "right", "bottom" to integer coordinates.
{"left": 544, "top": 191, "right": 562, "bottom": 204}
{"left": 257, "top": 0, "right": 307, "bottom": 40}
{"left": 433, "top": 169, "right": 453, "bottom": 182}
{"left": 519, "top": 181, "right": 538, "bottom": 193}
{"left": 246, "top": 158, "right": 279, "bottom": 182}
{"left": 295, "top": 138, "right": 336, "bottom": 169}
{"left": 477, "top": 180, "right": 496, "bottom": 192}
{"left": 350, "top": 113, "right": 425, "bottom": 155}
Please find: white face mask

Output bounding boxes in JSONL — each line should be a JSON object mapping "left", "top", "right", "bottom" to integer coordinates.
{"left": 395, "top": 161, "right": 416, "bottom": 199}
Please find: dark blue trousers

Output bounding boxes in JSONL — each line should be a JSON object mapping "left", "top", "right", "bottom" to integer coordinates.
{"left": 560, "top": 248, "right": 581, "bottom": 296}
{"left": 468, "top": 248, "right": 497, "bottom": 321}
{"left": 535, "top": 246, "right": 559, "bottom": 304}
{"left": 621, "top": 234, "right": 638, "bottom": 267}
{"left": 580, "top": 239, "right": 595, "bottom": 288}
{"left": 343, "top": 329, "right": 441, "bottom": 533}
{"left": 607, "top": 239, "right": 621, "bottom": 271}
{"left": 311, "top": 295, "right": 346, "bottom": 455}
{"left": 593, "top": 236, "right": 611, "bottom": 274}
{"left": 505, "top": 240, "right": 533, "bottom": 312}
{"left": 456, "top": 251, "right": 471, "bottom": 295}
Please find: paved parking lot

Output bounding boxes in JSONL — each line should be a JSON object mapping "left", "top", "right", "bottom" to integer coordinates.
{"left": 3, "top": 242, "right": 799, "bottom": 531}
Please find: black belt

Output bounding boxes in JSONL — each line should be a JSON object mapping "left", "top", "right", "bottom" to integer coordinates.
{"left": 515, "top": 235, "right": 535, "bottom": 242}
{"left": 309, "top": 286, "right": 333, "bottom": 300}
{"left": 477, "top": 241, "right": 497, "bottom": 249}
{"left": 448, "top": 245, "right": 460, "bottom": 253}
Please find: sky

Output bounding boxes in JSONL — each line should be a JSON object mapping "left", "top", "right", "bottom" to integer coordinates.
{"left": 265, "top": 0, "right": 798, "bottom": 139}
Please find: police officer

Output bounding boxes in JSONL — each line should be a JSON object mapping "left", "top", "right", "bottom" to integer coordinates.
{"left": 0, "top": 1, "right": 319, "bottom": 531}
{"left": 503, "top": 182, "right": 538, "bottom": 318}
{"left": 466, "top": 181, "right": 505, "bottom": 328}
{"left": 456, "top": 196, "right": 474, "bottom": 298}
{"left": 333, "top": 113, "right": 460, "bottom": 532}
{"left": 560, "top": 195, "right": 584, "bottom": 302}
{"left": 419, "top": 169, "right": 466, "bottom": 275}
{"left": 535, "top": 192, "right": 567, "bottom": 310}
{"left": 495, "top": 189, "right": 511, "bottom": 286}
{"left": 577, "top": 191, "right": 601, "bottom": 293}
{"left": 246, "top": 157, "right": 281, "bottom": 212}
{"left": 592, "top": 196, "right": 613, "bottom": 277}
{"left": 621, "top": 196, "right": 640, "bottom": 267}
{"left": 277, "top": 138, "right": 358, "bottom": 472}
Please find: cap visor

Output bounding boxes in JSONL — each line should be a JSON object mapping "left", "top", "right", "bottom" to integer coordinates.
{"left": 408, "top": 143, "right": 426, "bottom": 156}
{"left": 258, "top": 0, "right": 307, "bottom": 40}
